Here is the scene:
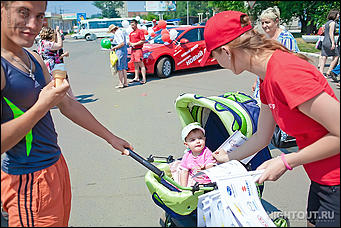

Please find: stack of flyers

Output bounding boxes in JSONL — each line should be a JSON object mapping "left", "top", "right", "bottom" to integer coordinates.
{"left": 196, "top": 160, "right": 275, "bottom": 227}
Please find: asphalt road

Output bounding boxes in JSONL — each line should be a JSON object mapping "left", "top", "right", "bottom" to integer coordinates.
{"left": 2, "top": 37, "right": 339, "bottom": 227}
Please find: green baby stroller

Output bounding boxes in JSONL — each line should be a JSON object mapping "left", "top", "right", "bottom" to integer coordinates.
{"left": 128, "top": 91, "right": 289, "bottom": 227}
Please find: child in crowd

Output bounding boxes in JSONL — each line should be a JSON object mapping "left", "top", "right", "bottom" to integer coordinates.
{"left": 179, "top": 122, "right": 216, "bottom": 187}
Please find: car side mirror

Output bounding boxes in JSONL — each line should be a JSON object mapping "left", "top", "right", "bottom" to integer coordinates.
{"left": 180, "top": 38, "right": 189, "bottom": 44}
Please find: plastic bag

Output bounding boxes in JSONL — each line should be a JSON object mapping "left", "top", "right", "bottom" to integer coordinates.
{"left": 315, "top": 36, "right": 324, "bottom": 50}
{"left": 110, "top": 51, "right": 118, "bottom": 66}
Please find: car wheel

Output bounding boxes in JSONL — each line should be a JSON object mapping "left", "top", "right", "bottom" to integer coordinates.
{"left": 156, "top": 57, "right": 172, "bottom": 78}
{"left": 85, "top": 34, "right": 91, "bottom": 41}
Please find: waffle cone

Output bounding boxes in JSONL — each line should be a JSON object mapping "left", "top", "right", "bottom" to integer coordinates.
{"left": 52, "top": 70, "right": 67, "bottom": 87}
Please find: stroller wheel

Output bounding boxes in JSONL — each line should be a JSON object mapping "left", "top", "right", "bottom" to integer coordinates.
{"left": 160, "top": 212, "right": 176, "bottom": 227}
{"left": 273, "top": 215, "right": 290, "bottom": 227}
{"left": 165, "top": 213, "right": 175, "bottom": 227}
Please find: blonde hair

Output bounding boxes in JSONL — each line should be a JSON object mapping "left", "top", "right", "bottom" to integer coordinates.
{"left": 39, "top": 26, "right": 55, "bottom": 41}
{"left": 213, "top": 15, "right": 310, "bottom": 68}
{"left": 260, "top": 6, "right": 281, "bottom": 22}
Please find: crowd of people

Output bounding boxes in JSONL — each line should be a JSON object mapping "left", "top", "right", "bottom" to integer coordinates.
{"left": 1, "top": 1, "right": 339, "bottom": 227}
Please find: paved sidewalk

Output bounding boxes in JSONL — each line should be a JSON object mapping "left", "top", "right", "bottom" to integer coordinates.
{"left": 300, "top": 51, "right": 337, "bottom": 68}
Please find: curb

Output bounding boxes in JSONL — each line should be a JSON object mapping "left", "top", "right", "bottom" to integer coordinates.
{"left": 299, "top": 51, "right": 320, "bottom": 58}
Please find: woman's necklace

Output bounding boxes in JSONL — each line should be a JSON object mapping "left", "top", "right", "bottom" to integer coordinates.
{"left": 1, "top": 48, "right": 35, "bottom": 81}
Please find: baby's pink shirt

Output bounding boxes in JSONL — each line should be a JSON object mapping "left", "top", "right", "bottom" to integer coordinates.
{"left": 179, "top": 147, "right": 216, "bottom": 184}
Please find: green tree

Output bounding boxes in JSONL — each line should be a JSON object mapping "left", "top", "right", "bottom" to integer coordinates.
{"left": 208, "top": 1, "right": 248, "bottom": 13}
{"left": 251, "top": 1, "right": 340, "bottom": 34}
{"left": 141, "top": 13, "right": 159, "bottom": 22}
{"left": 93, "top": 1, "right": 124, "bottom": 18}
{"left": 209, "top": 1, "right": 340, "bottom": 34}
{"left": 162, "top": 1, "right": 215, "bottom": 24}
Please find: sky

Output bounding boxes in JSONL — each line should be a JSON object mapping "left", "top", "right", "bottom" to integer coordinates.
{"left": 46, "top": 1, "right": 146, "bottom": 16}
{"left": 46, "top": 1, "right": 101, "bottom": 15}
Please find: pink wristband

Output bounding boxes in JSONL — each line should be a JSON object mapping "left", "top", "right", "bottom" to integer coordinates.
{"left": 281, "top": 153, "right": 293, "bottom": 170}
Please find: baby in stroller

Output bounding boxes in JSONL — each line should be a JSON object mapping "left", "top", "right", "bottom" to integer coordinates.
{"left": 177, "top": 122, "right": 217, "bottom": 187}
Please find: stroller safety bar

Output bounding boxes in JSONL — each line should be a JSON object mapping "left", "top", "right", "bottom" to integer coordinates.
{"left": 147, "top": 155, "right": 175, "bottom": 163}
{"left": 127, "top": 149, "right": 215, "bottom": 192}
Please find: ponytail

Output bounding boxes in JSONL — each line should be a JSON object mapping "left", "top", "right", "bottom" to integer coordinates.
{"left": 229, "top": 29, "right": 310, "bottom": 62}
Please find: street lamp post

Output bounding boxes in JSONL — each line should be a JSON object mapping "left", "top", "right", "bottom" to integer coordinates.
{"left": 187, "top": 1, "right": 189, "bottom": 25}
{"left": 198, "top": 13, "right": 203, "bottom": 23}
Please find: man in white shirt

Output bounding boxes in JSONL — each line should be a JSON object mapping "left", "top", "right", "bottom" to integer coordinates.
{"left": 108, "top": 24, "right": 129, "bottom": 88}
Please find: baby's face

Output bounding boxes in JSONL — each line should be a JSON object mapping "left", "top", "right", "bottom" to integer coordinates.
{"left": 184, "top": 129, "right": 206, "bottom": 154}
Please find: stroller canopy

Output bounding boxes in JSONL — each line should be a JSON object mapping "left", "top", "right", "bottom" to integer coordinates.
{"left": 175, "top": 91, "right": 260, "bottom": 152}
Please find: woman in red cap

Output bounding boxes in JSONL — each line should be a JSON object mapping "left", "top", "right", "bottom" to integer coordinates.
{"left": 200, "top": 10, "right": 340, "bottom": 227}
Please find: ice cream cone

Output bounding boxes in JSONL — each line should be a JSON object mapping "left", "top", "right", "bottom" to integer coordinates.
{"left": 52, "top": 69, "right": 67, "bottom": 87}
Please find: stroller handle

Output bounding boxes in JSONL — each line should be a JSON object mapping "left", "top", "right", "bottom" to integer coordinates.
{"left": 127, "top": 149, "right": 215, "bottom": 192}
{"left": 127, "top": 149, "right": 164, "bottom": 177}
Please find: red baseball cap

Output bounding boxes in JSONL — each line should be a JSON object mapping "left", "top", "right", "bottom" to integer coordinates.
{"left": 152, "top": 19, "right": 156, "bottom": 22}
{"left": 200, "top": 11, "right": 252, "bottom": 67}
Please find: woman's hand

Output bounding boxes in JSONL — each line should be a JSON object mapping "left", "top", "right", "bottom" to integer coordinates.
{"left": 256, "top": 156, "right": 288, "bottom": 184}
{"left": 107, "top": 135, "right": 134, "bottom": 156}
{"left": 212, "top": 148, "right": 230, "bottom": 163}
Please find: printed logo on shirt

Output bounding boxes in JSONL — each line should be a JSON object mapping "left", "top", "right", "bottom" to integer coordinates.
{"left": 269, "top": 104, "right": 276, "bottom": 110}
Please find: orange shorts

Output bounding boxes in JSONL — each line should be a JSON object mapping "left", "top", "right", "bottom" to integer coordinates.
{"left": 131, "top": 48, "right": 143, "bottom": 62}
{"left": 1, "top": 154, "right": 71, "bottom": 227}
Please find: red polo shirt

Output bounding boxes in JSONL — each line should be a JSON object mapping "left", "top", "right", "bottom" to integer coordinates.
{"left": 129, "top": 29, "right": 145, "bottom": 49}
{"left": 260, "top": 50, "right": 340, "bottom": 186}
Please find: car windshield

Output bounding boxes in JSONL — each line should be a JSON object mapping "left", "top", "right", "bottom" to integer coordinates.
{"left": 149, "top": 29, "right": 185, "bottom": 44}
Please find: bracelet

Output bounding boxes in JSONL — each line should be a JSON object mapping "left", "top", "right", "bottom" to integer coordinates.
{"left": 280, "top": 153, "right": 293, "bottom": 170}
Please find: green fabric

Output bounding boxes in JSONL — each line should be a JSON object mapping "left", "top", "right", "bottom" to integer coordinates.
{"left": 3, "top": 97, "right": 33, "bottom": 157}
{"left": 273, "top": 217, "right": 289, "bottom": 227}
{"left": 144, "top": 163, "right": 205, "bottom": 215}
{"left": 175, "top": 92, "right": 254, "bottom": 138}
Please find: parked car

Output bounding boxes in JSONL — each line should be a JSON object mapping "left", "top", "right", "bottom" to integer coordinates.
{"left": 127, "top": 25, "right": 218, "bottom": 78}
{"left": 71, "top": 33, "right": 97, "bottom": 41}
{"left": 71, "top": 33, "right": 84, "bottom": 39}
{"left": 145, "top": 26, "right": 178, "bottom": 42}
{"left": 144, "top": 20, "right": 179, "bottom": 28}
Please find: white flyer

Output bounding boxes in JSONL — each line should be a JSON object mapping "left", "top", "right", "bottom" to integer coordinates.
{"left": 197, "top": 190, "right": 241, "bottom": 227}
{"left": 196, "top": 160, "right": 264, "bottom": 183}
{"left": 216, "top": 176, "right": 275, "bottom": 227}
{"left": 217, "top": 130, "right": 256, "bottom": 164}
{"left": 198, "top": 160, "right": 247, "bottom": 182}
{"left": 196, "top": 160, "right": 275, "bottom": 227}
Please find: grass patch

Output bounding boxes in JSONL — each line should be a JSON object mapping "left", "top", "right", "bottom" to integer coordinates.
{"left": 296, "top": 38, "right": 320, "bottom": 53}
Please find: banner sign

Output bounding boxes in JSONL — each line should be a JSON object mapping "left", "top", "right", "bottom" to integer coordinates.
{"left": 77, "top": 13, "right": 86, "bottom": 24}
{"left": 146, "top": 1, "right": 176, "bottom": 12}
